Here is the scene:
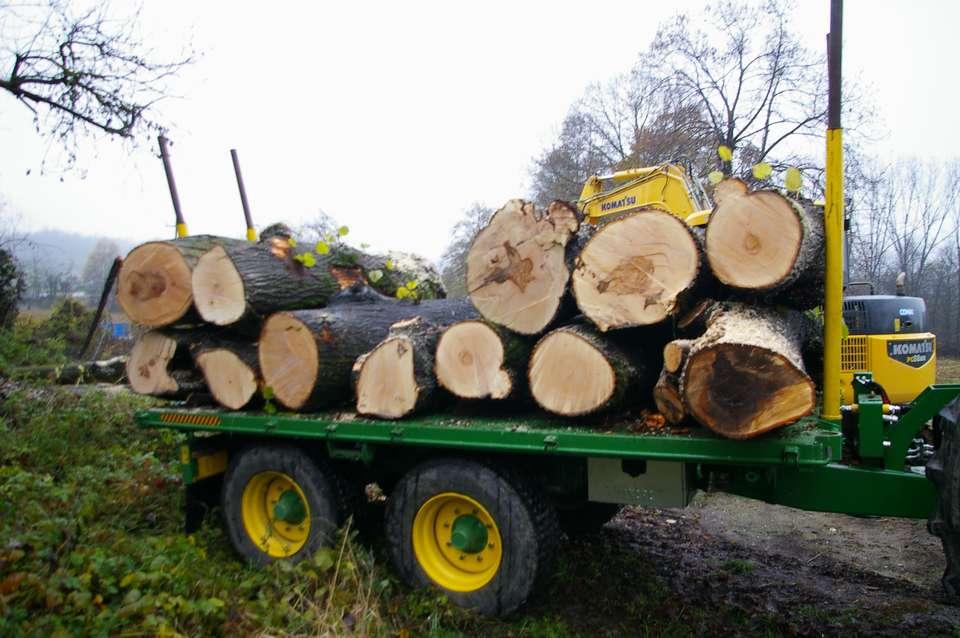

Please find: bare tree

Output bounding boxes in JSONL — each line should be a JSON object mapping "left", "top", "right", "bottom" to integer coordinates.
{"left": 648, "top": 0, "right": 828, "bottom": 176}
{"left": 0, "top": 0, "right": 192, "bottom": 162}
{"left": 438, "top": 203, "right": 494, "bottom": 297}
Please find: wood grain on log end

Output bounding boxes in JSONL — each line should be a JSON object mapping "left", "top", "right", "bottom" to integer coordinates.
{"left": 572, "top": 210, "right": 701, "bottom": 330}
{"left": 435, "top": 320, "right": 513, "bottom": 399}
{"left": 127, "top": 331, "right": 181, "bottom": 394}
{"left": 192, "top": 245, "right": 246, "bottom": 325}
{"left": 354, "top": 336, "right": 420, "bottom": 419}
{"left": 118, "top": 242, "right": 193, "bottom": 327}
{"left": 466, "top": 199, "right": 580, "bottom": 334}
{"left": 195, "top": 349, "right": 258, "bottom": 410}
{"left": 528, "top": 328, "right": 616, "bottom": 416}
{"left": 258, "top": 312, "right": 319, "bottom": 410}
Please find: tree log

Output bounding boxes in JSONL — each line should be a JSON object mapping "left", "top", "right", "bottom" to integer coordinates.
{"left": 353, "top": 317, "right": 440, "bottom": 419}
{"left": 192, "top": 340, "right": 260, "bottom": 410}
{"left": 117, "top": 235, "right": 245, "bottom": 328}
{"left": 127, "top": 330, "right": 205, "bottom": 397}
{"left": 192, "top": 239, "right": 446, "bottom": 327}
{"left": 653, "top": 371, "right": 685, "bottom": 425}
{"left": 466, "top": 200, "right": 580, "bottom": 335}
{"left": 258, "top": 291, "right": 475, "bottom": 411}
{"left": 680, "top": 302, "right": 816, "bottom": 439}
{"left": 14, "top": 356, "right": 128, "bottom": 384}
{"left": 705, "top": 179, "right": 823, "bottom": 309}
{"left": 435, "top": 320, "right": 531, "bottom": 399}
{"left": 663, "top": 339, "right": 693, "bottom": 374}
{"left": 528, "top": 323, "right": 652, "bottom": 417}
{"left": 572, "top": 209, "right": 704, "bottom": 330}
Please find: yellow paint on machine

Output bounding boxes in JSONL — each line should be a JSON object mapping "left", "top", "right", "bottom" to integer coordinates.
{"left": 839, "top": 333, "right": 937, "bottom": 405}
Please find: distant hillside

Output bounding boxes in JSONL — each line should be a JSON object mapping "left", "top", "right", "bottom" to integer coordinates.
{"left": 14, "top": 229, "right": 135, "bottom": 271}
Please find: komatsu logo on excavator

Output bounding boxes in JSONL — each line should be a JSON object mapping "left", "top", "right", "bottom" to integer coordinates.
{"left": 888, "top": 339, "right": 934, "bottom": 368}
{"left": 601, "top": 195, "right": 636, "bottom": 212}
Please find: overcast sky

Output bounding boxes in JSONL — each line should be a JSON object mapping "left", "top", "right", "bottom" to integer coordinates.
{"left": 1, "top": 0, "right": 958, "bottom": 260}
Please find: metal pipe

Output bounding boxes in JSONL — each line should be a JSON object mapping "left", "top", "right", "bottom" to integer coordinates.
{"left": 230, "top": 149, "right": 257, "bottom": 241}
{"left": 158, "top": 135, "right": 188, "bottom": 238}
{"left": 822, "top": 0, "right": 844, "bottom": 421}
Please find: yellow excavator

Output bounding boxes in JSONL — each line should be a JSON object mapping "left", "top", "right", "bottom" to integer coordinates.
{"left": 576, "top": 163, "right": 937, "bottom": 405}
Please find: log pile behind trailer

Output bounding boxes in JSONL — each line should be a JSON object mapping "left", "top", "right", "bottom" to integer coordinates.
{"left": 121, "top": 179, "right": 824, "bottom": 440}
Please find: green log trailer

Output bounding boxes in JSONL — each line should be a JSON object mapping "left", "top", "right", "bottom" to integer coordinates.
{"left": 133, "top": 0, "right": 960, "bottom": 617}
{"left": 134, "top": 373, "right": 960, "bottom": 615}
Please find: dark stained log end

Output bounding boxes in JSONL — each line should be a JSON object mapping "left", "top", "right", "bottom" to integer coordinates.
{"left": 683, "top": 344, "right": 815, "bottom": 439}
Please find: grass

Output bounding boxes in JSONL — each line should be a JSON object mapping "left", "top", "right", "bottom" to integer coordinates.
{"left": 939, "top": 356, "right": 960, "bottom": 384}
{"left": 0, "top": 384, "right": 805, "bottom": 637}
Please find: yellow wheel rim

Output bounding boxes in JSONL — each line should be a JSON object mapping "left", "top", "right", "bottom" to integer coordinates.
{"left": 412, "top": 492, "right": 503, "bottom": 592}
{"left": 241, "top": 471, "right": 311, "bottom": 558}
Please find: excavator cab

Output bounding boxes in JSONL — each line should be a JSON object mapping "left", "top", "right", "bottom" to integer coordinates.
{"left": 840, "top": 281, "right": 936, "bottom": 405}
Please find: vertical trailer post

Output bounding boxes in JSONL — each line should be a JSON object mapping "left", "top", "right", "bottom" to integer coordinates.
{"left": 158, "top": 135, "right": 188, "bottom": 238}
{"left": 230, "top": 149, "right": 257, "bottom": 241}
{"left": 822, "top": 0, "right": 844, "bottom": 421}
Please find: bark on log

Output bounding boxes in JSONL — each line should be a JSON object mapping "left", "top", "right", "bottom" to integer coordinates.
{"left": 435, "top": 320, "right": 531, "bottom": 399}
{"left": 353, "top": 317, "right": 441, "bottom": 419}
{"left": 653, "top": 371, "right": 685, "bottom": 425}
{"left": 191, "top": 340, "right": 260, "bottom": 410}
{"left": 705, "top": 179, "right": 824, "bottom": 309}
{"left": 572, "top": 209, "right": 704, "bottom": 331}
{"left": 192, "top": 239, "right": 446, "bottom": 327}
{"left": 680, "top": 302, "right": 816, "bottom": 439}
{"left": 14, "top": 356, "right": 128, "bottom": 384}
{"left": 117, "top": 236, "right": 245, "bottom": 328}
{"left": 127, "top": 330, "right": 205, "bottom": 397}
{"left": 528, "top": 323, "right": 652, "bottom": 417}
{"left": 466, "top": 200, "right": 580, "bottom": 335}
{"left": 258, "top": 291, "right": 476, "bottom": 411}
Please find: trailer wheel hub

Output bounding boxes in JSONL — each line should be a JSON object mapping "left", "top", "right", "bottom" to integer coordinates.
{"left": 241, "top": 471, "right": 311, "bottom": 558}
{"left": 412, "top": 492, "right": 502, "bottom": 591}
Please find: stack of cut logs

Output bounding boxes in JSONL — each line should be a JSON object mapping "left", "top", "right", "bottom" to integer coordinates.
{"left": 122, "top": 178, "right": 824, "bottom": 440}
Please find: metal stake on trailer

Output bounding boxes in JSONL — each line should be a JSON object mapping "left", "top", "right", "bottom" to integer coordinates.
{"left": 230, "top": 149, "right": 257, "bottom": 241}
{"left": 158, "top": 135, "right": 188, "bottom": 238}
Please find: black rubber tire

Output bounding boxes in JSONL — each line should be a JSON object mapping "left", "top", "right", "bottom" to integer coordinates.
{"left": 926, "top": 397, "right": 960, "bottom": 600}
{"left": 385, "top": 458, "right": 559, "bottom": 616}
{"left": 222, "top": 445, "right": 344, "bottom": 565}
{"left": 557, "top": 502, "right": 622, "bottom": 537}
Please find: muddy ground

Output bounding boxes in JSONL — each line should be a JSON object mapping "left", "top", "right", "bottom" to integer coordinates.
{"left": 592, "top": 492, "right": 960, "bottom": 636}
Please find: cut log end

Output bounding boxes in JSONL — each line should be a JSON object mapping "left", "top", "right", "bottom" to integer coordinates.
{"left": 127, "top": 331, "right": 180, "bottom": 394}
{"left": 192, "top": 245, "right": 246, "bottom": 325}
{"left": 118, "top": 242, "right": 193, "bottom": 327}
{"left": 663, "top": 339, "right": 693, "bottom": 374}
{"left": 573, "top": 210, "right": 701, "bottom": 330}
{"left": 259, "top": 312, "right": 319, "bottom": 410}
{"left": 683, "top": 344, "right": 815, "bottom": 439}
{"left": 528, "top": 330, "right": 615, "bottom": 416}
{"left": 706, "top": 185, "right": 804, "bottom": 290}
{"left": 195, "top": 349, "right": 258, "bottom": 410}
{"left": 466, "top": 199, "right": 580, "bottom": 335}
{"left": 354, "top": 336, "right": 420, "bottom": 419}
{"left": 435, "top": 321, "right": 513, "bottom": 399}
{"left": 653, "top": 373, "right": 685, "bottom": 425}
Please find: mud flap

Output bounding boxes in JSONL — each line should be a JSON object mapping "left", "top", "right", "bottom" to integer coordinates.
{"left": 926, "top": 396, "right": 960, "bottom": 601}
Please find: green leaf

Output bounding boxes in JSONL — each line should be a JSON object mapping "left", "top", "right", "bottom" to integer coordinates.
{"left": 396, "top": 287, "right": 410, "bottom": 299}
{"left": 261, "top": 386, "right": 275, "bottom": 400}
{"left": 313, "top": 548, "right": 335, "bottom": 572}
{"left": 385, "top": 259, "right": 394, "bottom": 271}
{"left": 405, "top": 280, "right": 418, "bottom": 290}
{"left": 368, "top": 269, "right": 383, "bottom": 283}
{"left": 337, "top": 225, "right": 349, "bottom": 237}
{"left": 294, "top": 252, "right": 316, "bottom": 268}
{"left": 287, "top": 238, "right": 297, "bottom": 247}
{"left": 315, "top": 241, "right": 330, "bottom": 255}
{"left": 323, "top": 233, "right": 335, "bottom": 243}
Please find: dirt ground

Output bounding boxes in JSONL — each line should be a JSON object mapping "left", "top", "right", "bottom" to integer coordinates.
{"left": 606, "top": 492, "right": 960, "bottom": 636}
